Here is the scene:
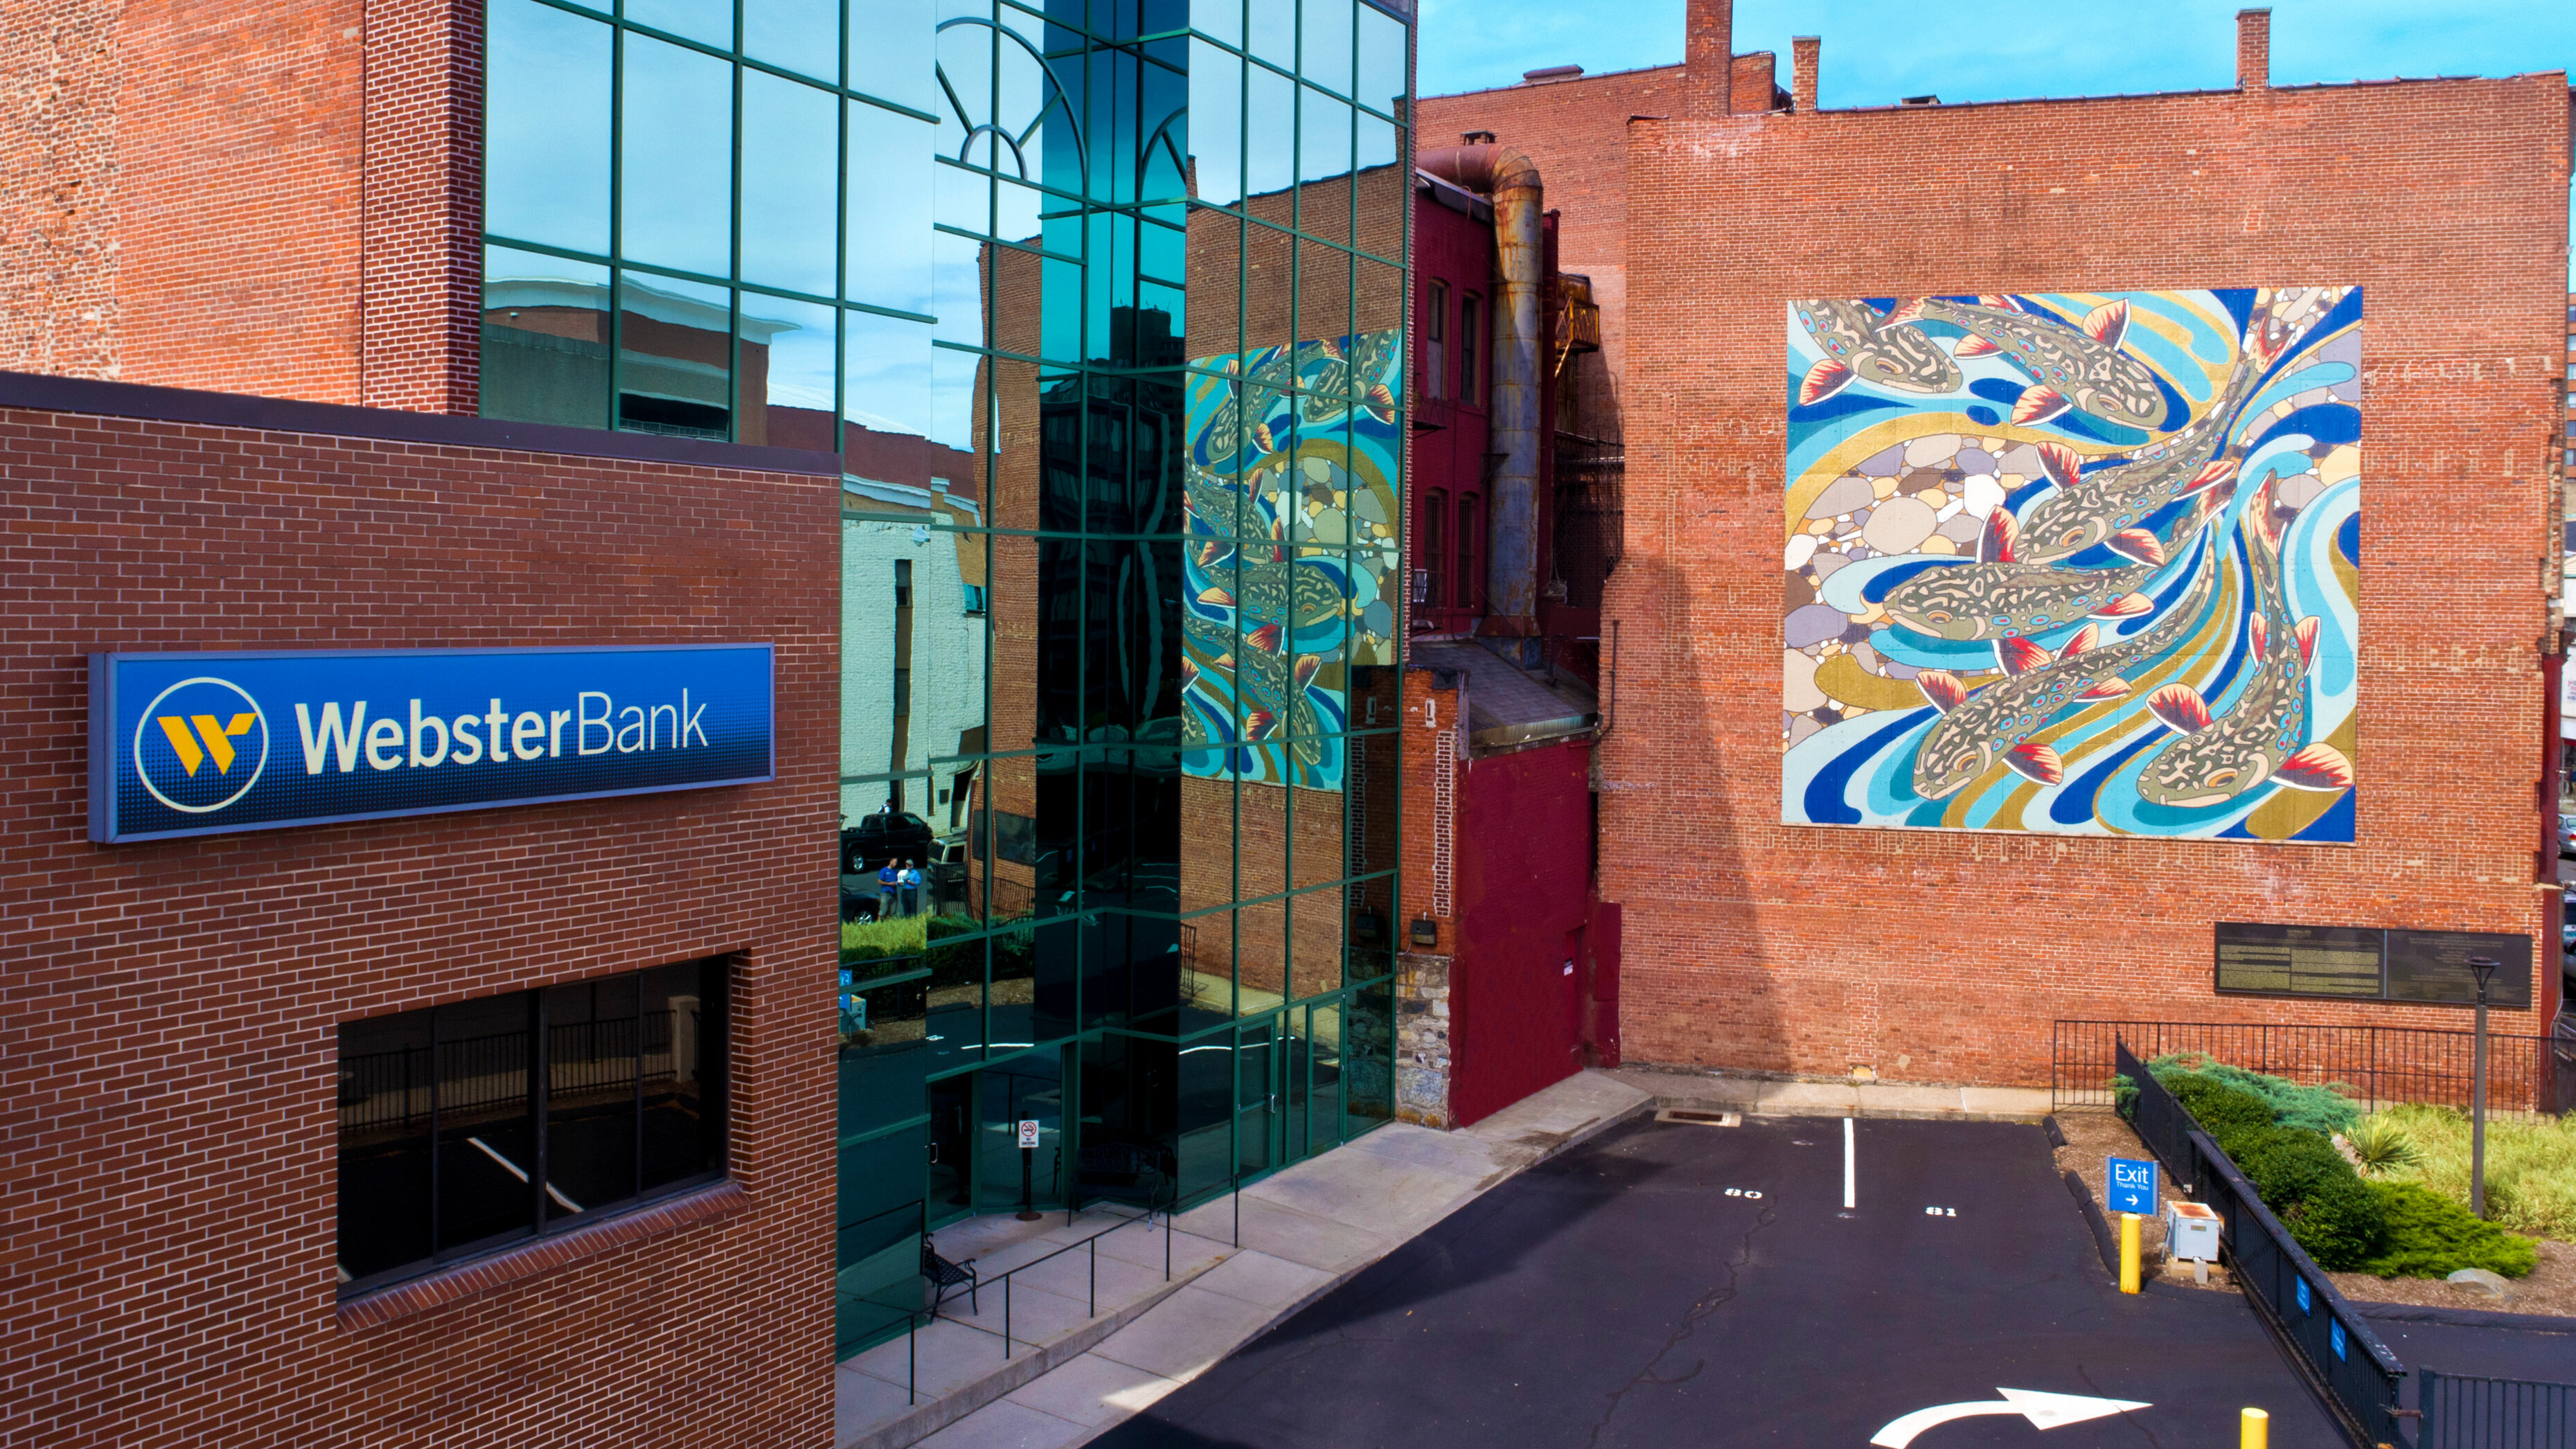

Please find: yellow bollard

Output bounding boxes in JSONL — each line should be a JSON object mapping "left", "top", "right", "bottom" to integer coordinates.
{"left": 2118, "top": 1211, "right": 2141, "bottom": 1293}
{"left": 2241, "top": 1407, "right": 2268, "bottom": 1449}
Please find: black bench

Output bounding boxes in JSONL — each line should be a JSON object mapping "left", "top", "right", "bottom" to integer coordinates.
{"left": 922, "top": 1237, "right": 977, "bottom": 1313}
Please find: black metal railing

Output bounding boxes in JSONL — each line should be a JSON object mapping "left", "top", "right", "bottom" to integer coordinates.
{"left": 2117, "top": 1040, "right": 2410, "bottom": 1447}
{"left": 2422, "top": 1368, "right": 2576, "bottom": 1448}
{"left": 339, "top": 1014, "right": 678, "bottom": 1132}
{"left": 2057, "top": 1020, "right": 2563, "bottom": 1115}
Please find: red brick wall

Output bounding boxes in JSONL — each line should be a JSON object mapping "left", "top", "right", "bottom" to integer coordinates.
{"left": 1, "top": 0, "right": 123, "bottom": 380}
{"left": 1606, "top": 75, "right": 2575, "bottom": 1085}
{"left": 1, "top": 0, "right": 482, "bottom": 411}
{"left": 117, "top": 0, "right": 368, "bottom": 402}
{"left": 0, "top": 398, "right": 839, "bottom": 1447}
{"left": 362, "top": 0, "right": 482, "bottom": 414}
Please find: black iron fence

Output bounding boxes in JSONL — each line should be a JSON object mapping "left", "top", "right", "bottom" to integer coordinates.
{"left": 2117, "top": 1039, "right": 2410, "bottom": 1446}
{"left": 2421, "top": 1369, "right": 2576, "bottom": 1448}
{"left": 2057, "top": 1020, "right": 2566, "bottom": 1115}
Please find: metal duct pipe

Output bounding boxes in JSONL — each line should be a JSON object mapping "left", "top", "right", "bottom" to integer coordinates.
{"left": 1416, "top": 143, "right": 1543, "bottom": 631}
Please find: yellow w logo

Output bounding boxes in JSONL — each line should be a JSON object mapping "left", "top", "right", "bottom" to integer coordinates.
{"left": 156, "top": 713, "right": 257, "bottom": 777}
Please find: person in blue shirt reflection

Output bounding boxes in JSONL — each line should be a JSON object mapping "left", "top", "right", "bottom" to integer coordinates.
{"left": 878, "top": 859, "right": 900, "bottom": 919}
{"left": 899, "top": 860, "right": 922, "bottom": 917}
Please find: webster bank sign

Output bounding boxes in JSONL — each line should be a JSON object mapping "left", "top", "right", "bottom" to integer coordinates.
{"left": 91, "top": 646, "right": 774, "bottom": 842}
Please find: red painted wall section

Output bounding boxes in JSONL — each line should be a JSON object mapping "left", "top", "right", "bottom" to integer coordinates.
{"left": 1410, "top": 187, "right": 1494, "bottom": 633}
{"left": 1450, "top": 736, "right": 1594, "bottom": 1124}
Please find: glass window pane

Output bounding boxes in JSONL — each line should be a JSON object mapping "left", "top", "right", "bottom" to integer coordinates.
{"left": 621, "top": 35, "right": 736, "bottom": 278}
{"left": 542, "top": 973, "right": 640, "bottom": 1223}
{"left": 1185, "top": 39, "right": 1242, "bottom": 208}
{"left": 844, "top": 308, "right": 936, "bottom": 450}
{"left": 1300, "top": 0, "right": 1353, "bottom": 96}
{"left": 1353, "top": 3, "right": 1405, "bottom": 117}
{"left": 741, "top": 292, "right": 837, "bottom": 447}
{"left": 641, "top": 960, "right": 726, "bottom": 1191}
{"left": 486, "top": 0, "right": 612, "bottom": 254}
{"left": 741, "top": 71, "right": 840, "bottom": 296}
{"left": 1246, "top": 0, "right": 1293, "bottom": 68}
{"left": 434, "top": 992, "right": 536, "bottom": 1256}
{"left": 1356, "top": 108, "right": 1396, "bottom": 174}
{"left": 932, "top": 229, "right": 988, "bottom": 348}
{"left": 936, "top": 157, "right": 993, "bottom": 235}
{"left": 1245, "top": 65, "right": 1293, "bottom": 199}
{"left": 1190, "top": 0, "right": 1241, "bottom": 47}
{"left": 851, "top": 0, "right": 936, "bottom": 114}
{"left": 481, "top": 246, "right": 612, "bottom": 427}
{"left": 337, "top": 1008, "right": 434, "bottom": 1284}
{"left": 847, "top": 100, "right": 935, "bottom": 312}
{"left": 745, "top": 0, "right": 839, "bottom": 80}
{"left": 1299, "top": 87, "right": 1351, "bottom": 185}
{"left": 627, "top": 0, "right": 735, "bottom": 47}
{"left": 619, "top": 272, "right": 734, "bottom": 438}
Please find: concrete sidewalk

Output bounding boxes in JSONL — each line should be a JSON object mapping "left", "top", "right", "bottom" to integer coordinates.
{"left": 1609, "top": 1064, "right": 2054, "bottom": 1121}
{"left": 885, "top": 1069, "right": 1655, "bottom": 1449}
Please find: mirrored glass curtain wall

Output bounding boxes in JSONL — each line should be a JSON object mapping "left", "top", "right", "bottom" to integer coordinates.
{"left": 480, "top": 0, "right": 1414, "bottom": 1353}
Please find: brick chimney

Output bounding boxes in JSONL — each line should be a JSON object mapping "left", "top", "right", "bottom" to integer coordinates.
{"left": 2237, "top": 8, "right": 2271, "bottom": 93}
{"left": 1791, "top": 36, "right": 1819, "bottom": 112}
{"left": 1687, "top": 0, "right": 1733, "bottom": 85}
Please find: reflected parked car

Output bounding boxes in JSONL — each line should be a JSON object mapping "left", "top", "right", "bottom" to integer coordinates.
{"left": 2559, "top": 812, "right": 2575, "bottom": 858}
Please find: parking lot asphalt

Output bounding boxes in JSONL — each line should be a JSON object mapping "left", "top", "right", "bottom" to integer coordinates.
{"left": 1093, "top": 1114, "right": 2347, "bottom": 1449}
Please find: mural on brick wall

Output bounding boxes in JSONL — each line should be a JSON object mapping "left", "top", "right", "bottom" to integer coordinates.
{"left": 1780, "top": 289, "right": 2361, "bottom": 841}
{"left": 1180, "top": 329, "right": 1403, "bottom": 790}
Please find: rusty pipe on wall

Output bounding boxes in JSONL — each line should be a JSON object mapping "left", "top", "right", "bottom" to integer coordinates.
{"left": 1416, "top": 143, "right": 1543, "bottom": 630}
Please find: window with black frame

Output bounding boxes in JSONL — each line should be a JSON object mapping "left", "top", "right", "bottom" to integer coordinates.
{"left": 334, "top": 957, "right": 727, "bottom": 1295}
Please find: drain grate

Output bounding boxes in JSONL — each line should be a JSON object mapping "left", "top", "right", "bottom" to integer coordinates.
{"left": 1656, "top": 1108, "right": 1741, "bottom": 1128}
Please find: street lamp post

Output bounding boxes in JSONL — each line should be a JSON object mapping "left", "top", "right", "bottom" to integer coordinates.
{"left": 2466, "top": 954, "right": 2498, "bottom": 1220}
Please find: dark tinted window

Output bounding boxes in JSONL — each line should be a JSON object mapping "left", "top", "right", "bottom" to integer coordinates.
{"left": 335, "top": 958, "right": 727, "bottom": 1295}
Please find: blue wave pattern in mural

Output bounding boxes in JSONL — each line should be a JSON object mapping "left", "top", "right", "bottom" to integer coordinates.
{"left": 1180, "top": 329, "right": 1403, "bottom": 790}
{"left": 1781, "top": 289, "right": 2361, "bottom": 841}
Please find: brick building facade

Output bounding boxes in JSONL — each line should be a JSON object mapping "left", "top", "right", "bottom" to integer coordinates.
{"left": 1425, "top": 3, "right": 2575, "bottom": 1085}
{"left": 0, "top": 374, "right": 842, "bottom": 1447}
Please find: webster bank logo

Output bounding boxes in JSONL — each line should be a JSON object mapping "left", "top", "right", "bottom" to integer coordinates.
{"left": 94, "top": 646, "right": 775, "bottom": 843}
{"left": 134, "top": 677, "right": 270, "bottom": 814}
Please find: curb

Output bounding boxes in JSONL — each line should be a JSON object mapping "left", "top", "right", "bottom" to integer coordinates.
{"left": 2354, "top": 1300, "right": 2576, "bottom": 1334}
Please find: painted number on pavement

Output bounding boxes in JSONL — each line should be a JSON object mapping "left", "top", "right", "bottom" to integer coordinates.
{"left": 1723, "top": 1187, "right": 1764, "bottom": 1200}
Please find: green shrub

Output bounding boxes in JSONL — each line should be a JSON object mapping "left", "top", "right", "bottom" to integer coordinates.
{"left": 2160, "top": 1073, "right": 2277, "bottom": 1152}
{"left": 2149, "top": 1053, "right": 2362, "bottom": 1137}
{"left": 2228, "top": 1124, "right": 2387, "bottom": 1270}
{"left": 2358, "top": 1182, "right": 2539, "bottom": 1279}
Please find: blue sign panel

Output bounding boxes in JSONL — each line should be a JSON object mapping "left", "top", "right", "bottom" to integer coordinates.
{"left": 92, "top": 646, "right": 773, "bottom": 842}
{"left": 2106, "top": 1156, "right": 2160, "bottom": 1216}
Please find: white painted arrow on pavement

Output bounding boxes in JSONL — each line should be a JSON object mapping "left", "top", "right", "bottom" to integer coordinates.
{"left": 1869, "top": 1389, "right": 2151, "bottom": 1448}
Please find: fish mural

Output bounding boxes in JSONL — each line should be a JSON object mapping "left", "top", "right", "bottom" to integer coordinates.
{"left": 1182, "top": 328, "right": 1405, "bottom": 791}
{"left": 1792, "top": 298, "right": 1964, "bottom": 405}
{"left": 1892, "top": 294, "right": 2167, "bottom": 430}
{"left": 1782, "top": 288, "right": 2361, "bottom": 841}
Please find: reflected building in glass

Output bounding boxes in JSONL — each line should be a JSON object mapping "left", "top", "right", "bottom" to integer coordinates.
{"left": 479, "top": 0, "right": 1412, "bottom": 1355}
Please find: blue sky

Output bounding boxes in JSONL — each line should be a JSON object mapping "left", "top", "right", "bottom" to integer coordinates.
{"left": 1416, "top": 0, "right": 2576, "bottom": 104}
{"left": 1415, "top": 0, "right": 2575, "bottom": 281}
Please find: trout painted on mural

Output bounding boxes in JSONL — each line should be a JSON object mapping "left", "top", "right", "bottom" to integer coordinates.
{"left": 2134, "top": 478, "right": 2353, "bottom": 806}
{"left": 1890, "top": 294, "right": 2167, "bottom": 430}
{"left": 2014, "top": 287, "right": 2345, "bottom": 565}
{"left": 1909, "top": 543, "right": 2219, "bottom": 801}
{"left": 1877, "top": 446, "right": 2235, "bottom": 643}
{"left": 1791, "top": 298, "right": 1963, "bottom": 405}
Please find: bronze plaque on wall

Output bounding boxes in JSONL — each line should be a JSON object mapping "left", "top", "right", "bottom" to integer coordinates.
{"left": 2214, "top": 923, "right": 2386, "bottom": 999}
{"left": 2385, "top": 930, "right": 2532, "bottom": 1009}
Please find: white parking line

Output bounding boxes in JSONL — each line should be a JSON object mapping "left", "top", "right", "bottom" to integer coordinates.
{"left": 1843, "top": 1117, "right": 1857, "bottom": 1210}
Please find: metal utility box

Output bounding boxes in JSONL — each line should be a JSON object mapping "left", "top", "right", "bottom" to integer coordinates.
{"left": 2167, "top": 1200, "right": 2221, "bottom": 1262}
